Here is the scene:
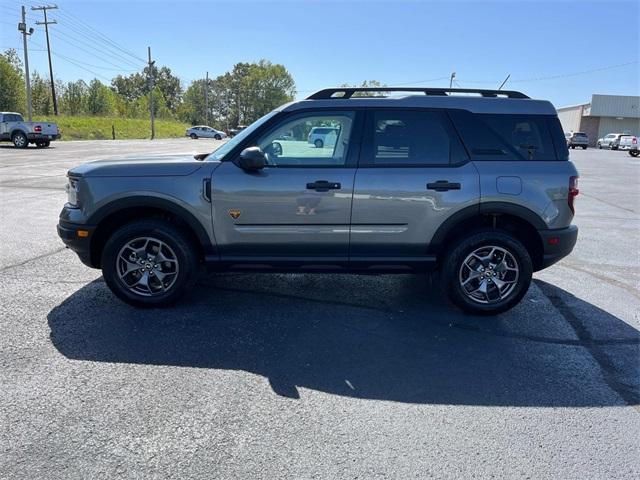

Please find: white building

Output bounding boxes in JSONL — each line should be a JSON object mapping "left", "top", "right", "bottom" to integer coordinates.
{"left": 557, "top": 94, "right": 640, "bottom": 146}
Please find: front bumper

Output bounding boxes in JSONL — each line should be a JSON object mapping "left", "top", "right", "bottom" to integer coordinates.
{"left": 57, "top": 220, "right": 97, "bottom": 268}
{"left": 538, "top": 225, "right": 578, "bottom": 270}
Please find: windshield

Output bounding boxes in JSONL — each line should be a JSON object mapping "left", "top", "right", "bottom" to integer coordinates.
{"left": 205, "top": 110, "right": 280, "bottom": 161}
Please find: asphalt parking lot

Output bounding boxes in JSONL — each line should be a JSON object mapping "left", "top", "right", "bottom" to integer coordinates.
{"left": 1, "top": 139, "right": 639, "bottom": 479}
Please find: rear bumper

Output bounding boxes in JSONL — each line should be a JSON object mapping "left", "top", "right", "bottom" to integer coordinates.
{"left": 57, "top": 220, "right": 97, "bottom": 268}
{"left": 27, "top": 133, "right": 61, "bottom": 141}
{"left": 538, "top": 225, "right": 578, "bottom": 270}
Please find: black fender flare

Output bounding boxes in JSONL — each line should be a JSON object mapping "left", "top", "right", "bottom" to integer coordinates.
{"left": 428, "top": 202, "right": 546, "bottom": 254}
{"left": 87, "top": 196, "right": 213, "bottom": 252}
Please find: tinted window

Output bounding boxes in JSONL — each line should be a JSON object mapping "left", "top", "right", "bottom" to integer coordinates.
{"left": 363, "top": 110, "right": 466, "bottom": 166}
{"left": 449, "top": 110, "right": 559, "bottom": 161}
{"left": 256, "top": 112, "right": 355, "bottom": 167}
{"left": 479, "top": 114, "right": 556, "bottom": 160}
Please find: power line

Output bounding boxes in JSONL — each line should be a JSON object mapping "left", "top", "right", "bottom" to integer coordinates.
{"left": 54, "top": 6, "right": 146, "bottom": 63}
{"left": 50, "top": 31, "right": 141, "bottom": 72}
{"left": 50, "top": 18, "right": 144, "bottom": 69}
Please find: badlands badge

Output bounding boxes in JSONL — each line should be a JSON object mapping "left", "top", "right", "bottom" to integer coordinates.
{"left": 228, "top": 209, "right": 241, "bottom": 219}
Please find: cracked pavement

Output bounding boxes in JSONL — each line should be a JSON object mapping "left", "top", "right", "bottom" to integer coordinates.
{"left": 1, "top": 140, "right": 639, "bottom": 479}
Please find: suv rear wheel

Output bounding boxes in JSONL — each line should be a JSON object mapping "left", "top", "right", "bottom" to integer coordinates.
{"left": 442, "top": 230, "right": 533, "bottom": 315}
{"left": 101, "top": 219, "right": 199, "bottom": 307}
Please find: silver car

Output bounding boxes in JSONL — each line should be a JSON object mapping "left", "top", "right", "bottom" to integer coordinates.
{"left": 58, "top": 87, "right": 578, "bottom": 315}
{"left": 186, "top": 125, "right": 227, "bottom": 140}
{"left": 597, "top": 133, "right": 626, "bottom": 150}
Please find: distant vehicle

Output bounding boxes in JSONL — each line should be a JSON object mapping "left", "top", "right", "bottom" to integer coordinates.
{"left": 565, "top": 132, "right": 588, "bottom": 149}
{"left": 597, "top": 133, "right": 627, "bottom": 150}
{"left": 308, "top": 126, "right": 339, "bottom": 148}
{"left": 228, "top": 126, "right": 247, "bottom": 137}
{"left": 619, "top": 135, "right": 639, "bottom": 157}
{"left": 0, "top": 112, "right": 60, "bottom": 148}
{"left": 186, "top": 126, "right": 227, "bottom": 140}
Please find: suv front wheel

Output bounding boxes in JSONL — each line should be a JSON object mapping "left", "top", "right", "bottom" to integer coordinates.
{"left": 441, "top": 230, "right": 533, "bottom": 315}
{"left": 101, "top": 219, "right": 199, "bottom": 307}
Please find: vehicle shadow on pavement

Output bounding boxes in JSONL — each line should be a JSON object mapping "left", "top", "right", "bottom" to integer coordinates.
{"left": 47, "top": 274, "right": 640, "bottom": 407}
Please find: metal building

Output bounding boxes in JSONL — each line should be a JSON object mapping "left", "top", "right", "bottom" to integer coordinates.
{"left": 557, "top": 94, "right": 640, "bottom": 146}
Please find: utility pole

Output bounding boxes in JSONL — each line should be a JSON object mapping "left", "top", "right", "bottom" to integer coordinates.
{"left": 32, "top": 4, "right": 58, "bottom": 115}
{"left": 18, "top": 6, "right": 35, "bottom": 121}
{"left": 204, "top": 71, "right": 209, "bottom": 126}
{"left": 147, "top": 46, "right": 155, "bottom": 140}
{"left": 449, "top": 71, "right": 456, "bottom": 89}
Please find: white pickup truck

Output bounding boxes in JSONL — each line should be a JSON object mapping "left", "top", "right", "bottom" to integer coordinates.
{"left": 618, "top": 135, "right": 639, "bottom": 157}
{"left": 0, "top": 112, "right": 61, "bottom": 148}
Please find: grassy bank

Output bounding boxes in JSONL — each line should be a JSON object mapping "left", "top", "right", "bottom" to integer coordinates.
{"left": 34, "top": 115, "right": 190, "bottom": 141}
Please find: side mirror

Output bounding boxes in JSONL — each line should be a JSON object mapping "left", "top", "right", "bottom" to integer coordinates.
{"left": 236, "top": 146, "right": 267, "bottom": 171}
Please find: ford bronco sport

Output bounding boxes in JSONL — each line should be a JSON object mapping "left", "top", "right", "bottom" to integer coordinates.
{"left": 58, "top": 87, "right": 579, "bottom": 315}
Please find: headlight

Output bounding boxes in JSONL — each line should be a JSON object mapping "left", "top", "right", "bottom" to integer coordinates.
{"left": 66, "top": 176, "right": 80, "bottom": 207}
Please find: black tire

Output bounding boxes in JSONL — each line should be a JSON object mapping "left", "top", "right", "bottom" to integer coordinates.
{"left": 581, "top": 145, "right": 587, "bottom": 150}
{"left": 441, "top": 230, "right": 533, "bottom": 315}
{"left": 12, "top": 131, "right": 28, "bottom": 148}
{"left": 314, "top": 139, "right": 323, "bottom": 148}
{"left": 101, "top": 219, "right": 199, "bottom": 307}
{"left": 190, "top": 133, "right": 197, "bottom": 139}
{"left": 570, "top": 145, "right": 575, "bottom": 149}
{"left": 214, "top": 134, "right": 222, "bottom": 140}
{"left": 610, "top": 144, "right": 617, "bottom": 150}
{"left": 630, "top": 150, "right": 639, "bottom": 157}
{"left": 597, "top": 143, "right": 602, "bottom": 149}
{"left": 35, "top": 140, "right": 50, "bottom": 148}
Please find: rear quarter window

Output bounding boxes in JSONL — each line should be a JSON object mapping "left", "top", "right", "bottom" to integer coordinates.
{"left": 448, "top": 110, "right": 563, "bottom": 161}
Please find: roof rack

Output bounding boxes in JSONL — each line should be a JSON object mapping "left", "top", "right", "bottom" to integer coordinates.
{"left": 306, "top": 87, "right": 530, "bottom": 100}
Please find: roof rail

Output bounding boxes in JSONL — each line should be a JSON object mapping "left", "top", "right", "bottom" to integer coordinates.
{"left": 306, "top": 87, "right": 530, "bottom": 100}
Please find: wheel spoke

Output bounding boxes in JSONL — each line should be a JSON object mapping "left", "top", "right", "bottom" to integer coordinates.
{"left": 120, "top": 259, "right": 140, "bottom": 276}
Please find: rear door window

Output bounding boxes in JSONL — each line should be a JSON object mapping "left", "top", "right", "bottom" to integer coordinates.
{"left": 361, "top": 109, "right": 467, "bottom": 166}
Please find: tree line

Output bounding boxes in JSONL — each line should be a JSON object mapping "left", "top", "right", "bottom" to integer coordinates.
{"left": 0, "top": 49, "right": 296, "bottom": 130}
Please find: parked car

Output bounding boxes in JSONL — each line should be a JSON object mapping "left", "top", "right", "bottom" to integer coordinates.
{"left": 619, "top": 135, "right": 639, "bottom": 157}
{"left": 58, "top": 86, "right": 579, "bottom": 315}
{"left": 308, "top": 126, "right": 339, "bottom": 148}
{"left": 564, "top": 131, "right": 588, "bottom": 149}
{"left": 597, "top": 133, "right": 627, "bottom": 150}
{"left": 186, "top": 126, "right": 227, "bottom": 140}
{"left": 0, "top": 112, "right": 60, "bottom": 148}
{"left": 228, "top": 126, "right": 247, "bottom": 137}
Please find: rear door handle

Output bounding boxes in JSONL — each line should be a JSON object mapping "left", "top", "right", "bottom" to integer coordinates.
{"left": 306, "top": 180, "right": 341, "bottom": 192}
{"left": 426, "top": 180, "right": 461, "bottom": 192}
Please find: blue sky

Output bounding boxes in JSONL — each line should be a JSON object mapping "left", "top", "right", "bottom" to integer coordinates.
{"left": 1, "top": 0, "right": 638, "bottom": 107}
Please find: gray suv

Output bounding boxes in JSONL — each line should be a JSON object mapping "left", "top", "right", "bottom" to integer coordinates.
{"left": 58, "top": 87, "right": 579, "bottom": 315}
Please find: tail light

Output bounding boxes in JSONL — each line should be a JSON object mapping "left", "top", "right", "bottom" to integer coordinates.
{"left": 568, "top": 176, "right": 579, "bottom": 214}
{"left": 34, "top": 125, "right": 42, "bottom": 133}
{"left": 633, "top": 137, "right": 638, "bottom": 145}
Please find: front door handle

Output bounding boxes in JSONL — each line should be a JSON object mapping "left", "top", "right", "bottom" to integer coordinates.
{"left": 306, "top": 180, "right": 341, "bottom": 192}
{"left": 426, "top": 180, "right": 461, "bottom": 192}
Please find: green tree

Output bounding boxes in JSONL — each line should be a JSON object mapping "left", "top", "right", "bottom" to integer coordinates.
{"left": 60, "top": 80, "right": 87, "bottom": 115}
{"left": 340, "top": 80, "right": 387, "bottom": 97}
{"left": 0, "top": 49, "right": 26, "bottom": 112}
{"left": 180, "top": 60, "right": 295, "bottom": 128}
{"left": 86, "top": 79, "right": 114, "bottom": 115}
{"left": 31, "top": 71, "right": 53, "bottom": 115}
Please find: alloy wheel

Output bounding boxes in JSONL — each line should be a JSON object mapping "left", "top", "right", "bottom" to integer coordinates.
{"left": 458, "top": 245, "right": 519, "bottom": 304}
{"left": 116, "top": 236, "right": 179, "bottom": 296}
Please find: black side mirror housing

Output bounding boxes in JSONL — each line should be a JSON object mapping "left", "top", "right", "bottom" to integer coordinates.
{"left": 236, "top": 147, "right": 267, "bottom": 171}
